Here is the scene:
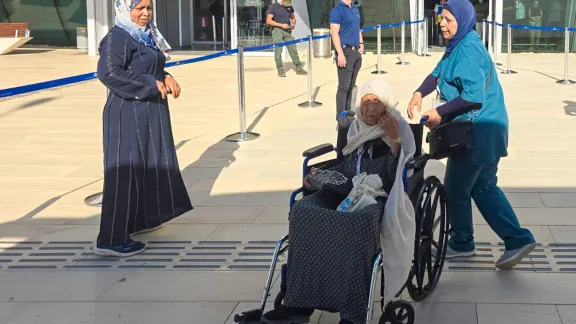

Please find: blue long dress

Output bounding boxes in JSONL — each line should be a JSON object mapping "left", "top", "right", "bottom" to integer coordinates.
{"left": 96, "top": 26, "right": 193, "bottom": 247}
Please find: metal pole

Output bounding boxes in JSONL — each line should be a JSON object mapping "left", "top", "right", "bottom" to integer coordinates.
{"left": 494, "top": 22, "right": 502, "bottom": 66}
{"left": 557, "top": 27, "right": 575, "bottom": 85}
{"left": 372, "top": 25, "right": 387, "bottom": 74}
{"left": 502, "top": 24, "right": 517, "bottom": 74}
{"left": 299, "top": 35, "right": 323, "bottom": 108}
{"left": 212, "top": 15, "right": 217, "bottom": 43}
{"left": 424, "top": 19, "right": 431, "bottom": 57}
{"left": 222, "top": 17, "right": 225, "bottom": 45}
{"left": 482, "top": 20, "right": 486, "bottom": 44}
{"left": 225, "top": 46, "right": 260, "bottom": 142}
{"left": 396, "top": 22, "right": 409, "bottom": 65}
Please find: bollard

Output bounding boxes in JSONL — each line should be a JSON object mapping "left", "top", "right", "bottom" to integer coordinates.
{"left": 501, "top": 24, "right": 517, "bottom": 74}
{"left": 396, "top": 22, "right": 409, "bottom": 65}
{"left": 299, "top": 35, "right": 323, "bottom": 107}
{"left": 372, "top": 25, "right": 387, "bottom": 74}
{"left": 225, "top": 46, "right": 260, "bottom": 142}
{"left": 556, "top": 27, "right": 575, "bottom": 85}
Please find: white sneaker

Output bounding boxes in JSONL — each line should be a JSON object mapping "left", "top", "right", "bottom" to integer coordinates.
{"left": 495, "top": 243, "right": 536, "bottom": 270}
{"left": 432, "top": 245, "right": 476, "bottom": 259}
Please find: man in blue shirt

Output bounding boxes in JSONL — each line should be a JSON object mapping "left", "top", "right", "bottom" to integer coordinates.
{"left": 330, "top": 0, "right": 363, "bottom": 120}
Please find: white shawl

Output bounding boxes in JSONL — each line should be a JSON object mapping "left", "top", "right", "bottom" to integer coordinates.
{"left": 345, "top": 78, "right": 417, "bottom": 302}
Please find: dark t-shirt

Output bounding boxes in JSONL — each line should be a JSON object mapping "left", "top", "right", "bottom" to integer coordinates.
{"left": 267, "top": 3, "right": 294, "bottom": 25}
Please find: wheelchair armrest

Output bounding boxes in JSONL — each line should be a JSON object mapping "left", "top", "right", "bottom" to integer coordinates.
{"left": 406, "top": 153, "right": 430, "bottom": 170}
{"left": 302, "top": 143, "right": 335, "bottom": 159}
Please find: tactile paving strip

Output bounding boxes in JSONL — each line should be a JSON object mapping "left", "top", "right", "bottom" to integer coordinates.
{"left": 0, "top": 240, "right": 285, "bottom": 271}
{"left": 1, "top": 240, "right": 575, "bottom": 272}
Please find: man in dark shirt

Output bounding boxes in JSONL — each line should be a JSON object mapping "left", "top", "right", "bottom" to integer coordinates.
{"left": 330, "top": 0, "right": 364, "bottom": 120}
{"left": 266, "top": 0, "right": 307, "bottom": 77}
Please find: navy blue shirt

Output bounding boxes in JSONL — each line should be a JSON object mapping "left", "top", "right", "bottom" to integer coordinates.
{"left": 329, "top": 1, "right": 361, "bottom": 46}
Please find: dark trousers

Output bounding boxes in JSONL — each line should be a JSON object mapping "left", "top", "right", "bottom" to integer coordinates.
{"left": 335, "top": 47, "right": 362, "bottom": 120}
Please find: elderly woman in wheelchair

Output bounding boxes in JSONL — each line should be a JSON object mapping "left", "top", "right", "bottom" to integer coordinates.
{"left": 234, "top": 78, "right": 450, "bottom": 324}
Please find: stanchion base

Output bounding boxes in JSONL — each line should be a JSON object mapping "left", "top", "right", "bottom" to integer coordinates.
{"left": 225, "top": 132, "right": 260, "bottom": 142}
{"left": 371, "top": 70, "right": 387, "bottom": 74}
{"left": 501, "top": 70, "right": 518, "bottom": 74}
{"left": 396, "top": 61, "right": 410, "bottom": 65}
{"left": 556, "top": 79, "right": 576, "bottom": 85}
{"left": 298, "top": 101, "right": 323, "bottom": 108}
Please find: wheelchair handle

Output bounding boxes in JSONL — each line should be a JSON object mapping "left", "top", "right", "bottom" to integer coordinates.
{"left": 339, "top": 110, "right": 356, "bottom": 118}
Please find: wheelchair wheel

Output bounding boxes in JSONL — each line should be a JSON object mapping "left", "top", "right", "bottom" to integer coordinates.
{"left": 406, "top": 175, "right": 449, "bottom": 302}
{"left": 379, "top": 301, "right": 415, "bottom": 324}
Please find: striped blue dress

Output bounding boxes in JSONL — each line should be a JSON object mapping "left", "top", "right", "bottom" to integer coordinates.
{"left": 96, "top": 26, "right": 193, "bottom": 247}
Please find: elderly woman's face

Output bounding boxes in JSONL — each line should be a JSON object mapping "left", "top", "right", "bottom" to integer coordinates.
{"left": 440, "top": 10, "right": 458, "bottom": 40}
{"left": 131, "top": 0, "right": 153, "bottom": 27}
{"left": 360, "top": 94, "right": 386, "bottom": 126}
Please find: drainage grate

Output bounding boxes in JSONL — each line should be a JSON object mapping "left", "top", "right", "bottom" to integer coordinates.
{"left": 0, "top": 240, "right": 573, "bottom": 272}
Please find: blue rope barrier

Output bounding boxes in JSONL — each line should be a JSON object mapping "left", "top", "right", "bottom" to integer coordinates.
{"left": 484, "top": 20, "right": 575, "bottom": 32}
{"left": 244, "top": 36, "right": 308, "bottom": 52}
{"left": 0, "top": 72, "right": 98, "bottom": 99}
{"left": 165, "top": 49, "right": 238, "bottom": 67}
{"left": 0, "top": 19, "right": 428, "bottom": 99}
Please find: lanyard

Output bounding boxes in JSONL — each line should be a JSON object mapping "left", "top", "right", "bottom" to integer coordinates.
{"left": 356, "top": 143, "right": 374, "bottom": 176}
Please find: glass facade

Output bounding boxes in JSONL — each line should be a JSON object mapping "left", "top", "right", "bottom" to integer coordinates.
{"left": 501, "top": 0, "right": 576, "bottom": 53}
{"left": 236, "top": 0, "right": 273, "bottom": 51}
{"left": 306, "top": 0, "right": 414, "bottom": 53}
{"left": 0, "top": 0, "right": 87, "bottom": 47}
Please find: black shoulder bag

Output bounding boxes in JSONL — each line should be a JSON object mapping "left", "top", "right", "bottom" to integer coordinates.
{"left": 426, "top": 66, "right": 492, "bottom": 160}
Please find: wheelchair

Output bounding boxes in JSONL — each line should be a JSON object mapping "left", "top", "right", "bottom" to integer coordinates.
{"left": 234, "top": 113, "right": 450, "bottom": 324}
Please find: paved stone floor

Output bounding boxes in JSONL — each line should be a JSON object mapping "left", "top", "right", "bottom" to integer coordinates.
{"left": 1, "top": 47, "right": 576, "bottom": 323}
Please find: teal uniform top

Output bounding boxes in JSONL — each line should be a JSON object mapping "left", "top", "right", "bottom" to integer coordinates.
{"left": 431, "top": 31, "right": 509, "bottom": 165}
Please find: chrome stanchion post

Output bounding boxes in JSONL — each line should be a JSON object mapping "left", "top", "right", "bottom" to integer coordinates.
{"left": 424, "top": 19, "right": 431, "bottom": 57}
{"left": 226, "top": 46, "right": 260, "bottom": 142}
{"left": 557, "top": 27, "right": 575, "bottom": 85}
{"left": 396, "top": 22, "right": 409, "bottom": 65}
{"left": 372, "top": 25, "right": 387, "bottom": 74}
{"left": 212, "top": 15, "right": 217, "bottom": 43}
{"left": 299, "top": 35, "right": 323, "bottom": 107}
{"left": 502, "top": 24, "right": 517, "bottom": 74}
{"left": 482, "top": 20, "right": 486, "bottom": 44}
{"left": 222, "top": 17, "right": 225, "bottom": 44}
{"left": 494, "top": 22, "right": 502, "bottom": 66}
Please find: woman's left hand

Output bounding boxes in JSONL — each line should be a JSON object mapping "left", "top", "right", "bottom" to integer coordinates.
{"left": 422, "top": 109, "right": 442, "bottom": 128}
{"left": 164, "top": 76, "right": 181, "bottom": 99}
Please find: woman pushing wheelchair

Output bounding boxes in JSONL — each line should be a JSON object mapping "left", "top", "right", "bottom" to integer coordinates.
{"left": 407, "top": 0, "right": 536, "bottom": 269}
{"left": 261, "top": 78, "right": 417, "bottom": 324}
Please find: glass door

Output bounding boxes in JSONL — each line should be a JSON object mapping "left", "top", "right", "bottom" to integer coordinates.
{"left": 192, "top": 0, "right": 230, "bottom": 45}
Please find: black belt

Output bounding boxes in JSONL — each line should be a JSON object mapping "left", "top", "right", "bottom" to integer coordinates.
{"left": 342, "top": 45, "right": 359, "bottom": 50}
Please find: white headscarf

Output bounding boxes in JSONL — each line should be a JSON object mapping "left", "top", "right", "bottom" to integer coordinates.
{"left": 342, "top": 78, "right": 401, "bottom": 156}
{"left": 114, "top": 0, "right": 172, "bottom": 58}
